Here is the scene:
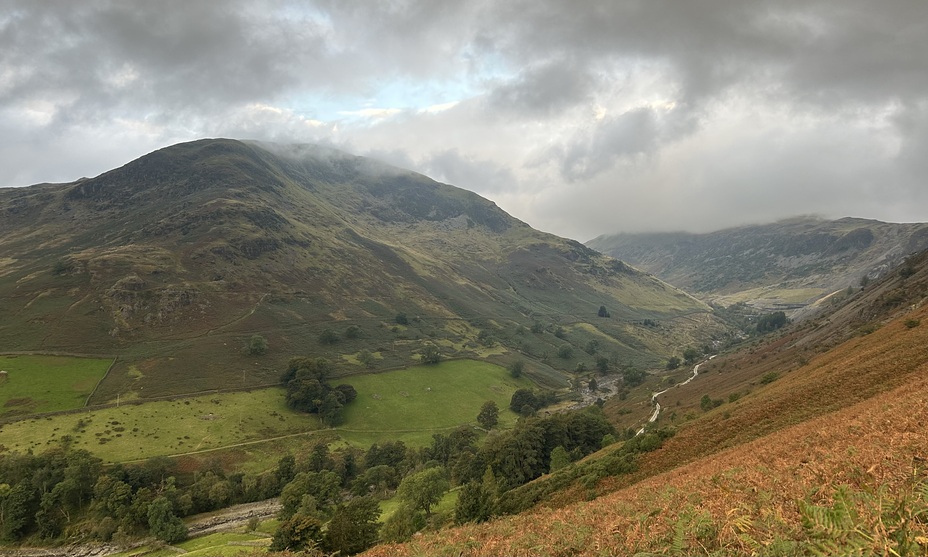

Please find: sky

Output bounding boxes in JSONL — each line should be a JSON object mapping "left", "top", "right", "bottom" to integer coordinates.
{"left": 2, "top": 1, "right": 927, "bottom": 241}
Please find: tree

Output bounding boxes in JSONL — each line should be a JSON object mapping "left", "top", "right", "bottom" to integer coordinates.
{"left": 508, "top": 360, "right": 524, "bottom": 378}
{"left": 588, "top": 377, "right": 598, "bottom": 392}
{"left": 585, "top": 339, "right": 599, "bottom": 354}
{"left": 147, "top": 496, "right": 187, "bottom": 544}
{"left": 245, "top": 334, "right": 268, "bottom": 356}
{"left": 596, "top": 356, "right": 610, "bottom": 374}
{"left": 757, "top": 311, "right": 788, "bottom": 333}
{"left": 358, "top": 349, "right": 375, "bottom": 368}
{"left": 0, "top": 482, "right": 35, "bottom": 541}
{"left": 509, "top": 389, "right": 539, "bottom": 413}
{"left": 549, "top": 446, "right": 571, "bottom": 472}
{"left": 318, "top": 391, "right": 345, "bottom": 426}
{"left": 666, "top": 356, "right": 682, "bottom": 370}
{"left": 395, "top": 313, "right": 409, "bottom": 325}
{"left": 284, "top": 358, "right": 356, "bottom": 419}
{"left": 557, "top": 345, "right": 573, "bottom": 359}
{"left": 380, "top": 503, "right": 425, "bottom": 543}
{"left": 269, "top": 514, "right": 323, "bottom": 552}
{"left": 318, "top": 328, "right": 339, "bottom": 345}
{"left": 396, "top": 467, "right": 449, "bottom": 516}
{"left": 323, "top": 496, "right": 380, "bottom": 556}
{"left": 477, "top": 401, "right": 499, "bottom": 430}
{"left": 454, "top": 469, "right": 498, "bottom": 525}
{"left": 621, "top": 367, "right": 647, "bottom": 387}
{"left": 597, "top": 305, "right": 610, "bottom": 318}
{"left": 365, "top": 440, "right": 407, "bottom": 469}
{"left": 420, "top": 343, "right": 441, "bottom": 365}
{"left": 344, "top": 325, "right": 361, "bottom": 339}
{"left": 683, "top": 346, "right": 702, "bottom": 365}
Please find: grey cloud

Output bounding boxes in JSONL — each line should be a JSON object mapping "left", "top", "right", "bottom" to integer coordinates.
{"left": 420, "top": 149, "right": 518, "bottom": 195}
{"left": 486, "top": 59, "right": 596, "bottom": 117}
{"left": 552, "top": 108, "right": 658, "bottom": 181}
{"left": 3, "top": 1, "right": 928, "bottom": 238}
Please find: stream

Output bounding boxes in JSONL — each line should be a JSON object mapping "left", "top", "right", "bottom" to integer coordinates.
{"left": 636, "top": 355, "right": 715, "bottom": 436}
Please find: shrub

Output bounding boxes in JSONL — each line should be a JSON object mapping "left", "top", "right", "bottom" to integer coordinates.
{"left": 244, "top": 334, "right": 268, "bottom": 355}
{"left": 760, "top": 372, "right": 779, "bottom": 384}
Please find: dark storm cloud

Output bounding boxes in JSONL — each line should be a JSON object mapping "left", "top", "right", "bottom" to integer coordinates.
{"left": 0, "top": 1, "right": 330, "bottom": 118}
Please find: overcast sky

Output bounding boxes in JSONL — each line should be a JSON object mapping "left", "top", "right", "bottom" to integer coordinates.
{"left": 2, "top": 1, "right": 927, "bottom": 241}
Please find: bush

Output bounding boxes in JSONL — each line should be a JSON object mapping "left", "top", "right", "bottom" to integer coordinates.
{"left": 904, "top": 319, "right": 920, "bottom": 329}
{"left": 760, "top": 372, "right": 779, "bottom": 384}
{"left": 318, "top": 329, "right": 339, "bottom": 345}
{"left": 244, "top": 334, "right": 268, "bottom": 355}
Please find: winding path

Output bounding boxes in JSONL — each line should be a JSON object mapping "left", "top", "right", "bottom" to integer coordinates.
{"left": 636, "top": 355, "right": 716, "bottom": 436}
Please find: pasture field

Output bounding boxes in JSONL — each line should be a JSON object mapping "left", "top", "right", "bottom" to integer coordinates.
{"left": 0, "top": 388, "right": 321, "bottom": 463}
{"left": 337, "top": 359, "right": 531, "bottom": 446}
{"left": 113, "top": 530, "right": 274, "bottom": 557}
{"left": 0, "top": 354, "right": 112, "bottom": 416}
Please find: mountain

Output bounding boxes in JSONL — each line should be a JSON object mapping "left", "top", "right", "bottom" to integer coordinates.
{"left": 365, "top": 236, "right": 928, "bottom": 556}
{"left": 0, "top": 139, "right": 712, "bottom": 403}
{"left": 587, "top": 216, "right": 928, "bottom": 316}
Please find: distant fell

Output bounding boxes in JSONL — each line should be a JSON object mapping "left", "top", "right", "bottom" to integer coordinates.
{"left": 587, "top": 216, "right": 928, "bottom": 315}
{"left": 0, "top": 139, "right": 712, "bottom": 403}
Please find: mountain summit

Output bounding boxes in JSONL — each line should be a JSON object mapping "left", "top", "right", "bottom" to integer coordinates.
{"left": 0, "top": 139, "right": 710, "bottom": 401}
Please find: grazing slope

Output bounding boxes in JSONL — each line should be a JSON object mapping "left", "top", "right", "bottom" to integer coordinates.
{"left": 0, "top": 139, "right": 710, "bottom": 404}
{"left": 364, "top": 249, "right": 928, "bottom": 556}
{"left": 588, "top": 216, "right": 928, "bottom": 315}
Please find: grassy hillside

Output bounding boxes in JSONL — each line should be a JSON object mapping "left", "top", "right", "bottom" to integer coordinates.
{"left": 0, "top": 139, "right": 715, "bottom": 407}
{"left": 363, "top": 250, "right": 928, "bottom": 556}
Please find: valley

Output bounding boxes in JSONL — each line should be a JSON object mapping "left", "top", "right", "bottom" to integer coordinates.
{"left": 1, "top": 140, "right": 927, "bottom": 556}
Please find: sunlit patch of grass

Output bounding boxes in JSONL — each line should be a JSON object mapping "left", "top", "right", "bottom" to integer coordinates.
{"left": 0, "top": 388, "right": 320, "bottom": 463}
{"left": 337, "top": 360, "right": 530, "bottom": 447}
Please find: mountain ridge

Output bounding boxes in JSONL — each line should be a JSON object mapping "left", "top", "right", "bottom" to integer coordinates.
{"left": 587, "top": 216, "right": 928, "bottom": 315}
{"left": 0, "top": 139, "right": 713, "bottom": 404}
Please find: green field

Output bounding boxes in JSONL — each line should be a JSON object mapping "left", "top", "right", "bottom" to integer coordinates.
{"left": 0, "top": 388, "right": 321, "bottom": 463}
{"left": 113, "top": 529, "right": 274, "bottom": 557}
{"left": 337, "top": 359, "right": 531, "bottom": 446}
{"left": 0, "top": 354, "right": 112, "bottom": 416}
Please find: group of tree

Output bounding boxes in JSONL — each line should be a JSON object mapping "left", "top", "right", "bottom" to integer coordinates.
{"left": 509, "top": 388, "right": 557, "bottom": 416}
{"left": 282, "top": 357, "right": 358, "bottom": 425}
{"left": 1, "top": 402, "right": 620, "bottom": 555}
{"left": 0, "top": 446, "right": 305, "bottom": 546}
{"left": 272, "top": 406, "right": 616, "bottom": 550}
{"left": 756, "top": 311, "right": 789, "bottom": 333}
